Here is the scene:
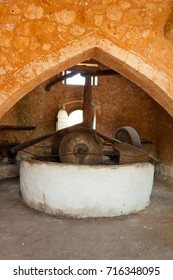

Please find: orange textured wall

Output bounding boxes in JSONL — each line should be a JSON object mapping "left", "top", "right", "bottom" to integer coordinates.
{"left": 0, "top": 0, "right": 173, "bottom": 118}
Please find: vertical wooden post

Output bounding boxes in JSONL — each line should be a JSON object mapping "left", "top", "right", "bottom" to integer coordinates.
{"left": 83, "top": 76, "right": 93, "bottom": 128}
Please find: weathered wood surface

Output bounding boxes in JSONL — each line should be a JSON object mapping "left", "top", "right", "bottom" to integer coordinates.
{"left": 83, "top": 76, "right": 93, "bottom": 128}
{"left": 94, "top": 129, "right": 158, "bottom": 165}
{"left": 113, "top": 142, "right": 149, "bottom": 164}
{"left": 81, "top": 69, "right": 118, "bottom": 77}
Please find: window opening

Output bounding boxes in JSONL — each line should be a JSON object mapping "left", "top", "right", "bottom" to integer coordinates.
{"left": 68, "top": 110, "right": 83, "bottom": 127}
{"left": 56, "top": 108, "right": 96, "bottom": 130}
{"left": 62, "top": 71, "right": 98, "bottom": 86}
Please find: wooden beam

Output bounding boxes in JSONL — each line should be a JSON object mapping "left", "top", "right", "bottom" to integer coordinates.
{"left": 81, "top": 69, "right": 119, "bottom": 77}
{"left": 45, "top": 72, "right": 78, "bottom": 91}
{"left": 11, "top": 123, "right": 83, "bottom": 154}
{"left": 45, "top": 68, "right": 119, "bottom": 91}
{"left": 83, "top": 76, "right": 93, "bottom": 128}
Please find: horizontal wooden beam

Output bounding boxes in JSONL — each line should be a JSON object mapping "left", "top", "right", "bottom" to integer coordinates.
{"left": 81, "top": 69, "right": 119, "bottom": 77}
{"left": 45, "top": 68, "right": 119, "bottom": 91}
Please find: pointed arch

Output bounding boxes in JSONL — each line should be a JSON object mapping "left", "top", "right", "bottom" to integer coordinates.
{"left": 1, "top": 33, "right": 173, "bottom": 118}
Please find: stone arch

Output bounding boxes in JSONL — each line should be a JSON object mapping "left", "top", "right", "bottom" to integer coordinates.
{"left": 1, "top": 34, "right": 173, "bottom": 118}
{"left": 63, "top": 101, "right": 83, "bottom": 114}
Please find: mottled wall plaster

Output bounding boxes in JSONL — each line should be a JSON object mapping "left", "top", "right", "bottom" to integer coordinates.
{"left": 0, "top": 0, "right": 173, "bottom": 119}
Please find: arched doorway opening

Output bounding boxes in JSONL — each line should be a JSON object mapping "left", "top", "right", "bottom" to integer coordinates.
{"left": 68, "top": 109, "right": 83, "bottom": 127}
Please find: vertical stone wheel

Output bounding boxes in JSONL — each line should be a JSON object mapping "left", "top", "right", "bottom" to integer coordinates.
{"left": 59, "top": 131, "right": 102, "bottom": 164}
{"left": 51, "top": 135, "right": 64, "bottom": 161}
{"left": 114, "top": 126, "right": 141, "bottom": 148}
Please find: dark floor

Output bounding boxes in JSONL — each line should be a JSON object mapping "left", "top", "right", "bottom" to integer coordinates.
{"left": 0, "top": 176, "right": 173, "bottom": 260}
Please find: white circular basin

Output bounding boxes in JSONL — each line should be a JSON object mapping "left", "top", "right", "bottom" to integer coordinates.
{"left": 20, "top": 159, "right": 154, "bottom": 218}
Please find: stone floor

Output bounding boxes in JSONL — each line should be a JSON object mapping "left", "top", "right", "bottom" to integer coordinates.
{"left": 0, "top": 176, "right": 173, "bottom": 260}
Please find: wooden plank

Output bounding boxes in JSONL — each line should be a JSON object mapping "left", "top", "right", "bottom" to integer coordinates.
{"left": 94, "top": 129, "right": 158, "bottom": 165}
{"left": 113, "top": 142, "right": 149, "bottom": 164}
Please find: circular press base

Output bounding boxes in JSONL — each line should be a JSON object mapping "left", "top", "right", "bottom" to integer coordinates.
{"left": 20, "top": 159, "right": 154, "bottom": 218}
